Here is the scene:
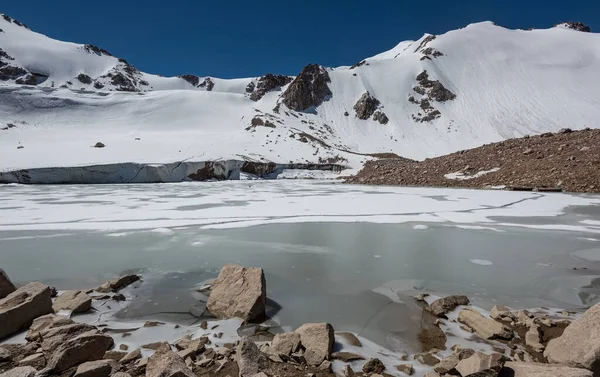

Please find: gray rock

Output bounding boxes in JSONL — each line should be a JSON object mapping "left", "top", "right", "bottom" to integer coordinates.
{"left": 0, "top": 367, "right": 37, "bottom": 377}
{"left": 0, "top": 347, "right": 11, "bottom": 362}
{"left": 52, "top": 290, "right": 92, "bottom": 313}
{"left": 74, "top": 360, "right": 115, "bottom": 377}
{"left": 455, "top": 352, "right": 504, "bottom": 376}
{"left": 426, "top": 295, "right": 470, "bottom": 317}
{"left": 270, "top": 332, "right": 301, "bottom": 356}
{"left": 146, "top": 344, "right": 195, "bottom": 377}
{"left": 45, "top": 331, "right": 114, "bottom": 373}
{"left": 236, "top": 337, "right": 267, "bottom": 377}
{"left": 373, "top": 110, "right": 389, "bottom": 125}
{"left": 0, "top": 269, "right": 15, "bottom": 299}
{"left": 249, "top": 74, "right": 292, "bottom": 101}
{"left": 206, "top": 264, "right": 266, "bottom": 322}
{"left": 503, "top": 362, "right": 593, "bottom": 376}
{"left": 457, "top": 307, "right": 513, "bottom": 340}
{"left": 0, "top": 282, "right": 53, "bottom": 339}
{"left": 525, "top": 324, "right": 544, "bottom": 352}
{"left": 295, "top": 323, "right": 334, "bottom": 366}
{"left": 544, "top": 303, "right": 600, "bottom": 371}
{"left": 18, "top": 353, "right": 46, "bottom": 369}
{"left": 95, "top": 275, "right": 140, "bottom": 293}
{"left": 335, "top": 332, "right": 362, "bottom": 347}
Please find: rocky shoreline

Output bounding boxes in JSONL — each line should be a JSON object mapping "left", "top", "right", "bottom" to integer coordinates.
{"left": 1, "top": 265, "right": 599, "bottom": 377}
{"left": 346, "top": 128, "right": 600, "bottom": 194}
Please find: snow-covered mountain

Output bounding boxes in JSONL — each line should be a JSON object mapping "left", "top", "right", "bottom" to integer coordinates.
{"left": 1, "top": 14, "right": 599, "bottom": 178}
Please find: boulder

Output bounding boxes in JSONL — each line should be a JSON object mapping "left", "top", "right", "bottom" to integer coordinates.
{"left": 40, "top": 323, "right": 97, "bottom": 352}
{"left": 270, "top": 332, "right": 301, "bottom": 356}
{"left": 52, "top": 290, "right": 92, "bottom": 313}
{"left": 26, "top": 314, "right": 74, "bottom": 342}
{"left": 372, "top": 111, "right": 389, "bottom": 125}
{"left": 146, "top": 344, "right": 194, "bottom": 377}
{"left": 525, "top": 324, "right": 544, "bottom": 352}
{"left": 103, "top": 350, "right": 127, "bottom": 362}
{"left": 395, "top": 364, "right": 414, "bottom": 375}
{"left": 490, "top": 305, "right": 515, "bottom": 322}
{"left": 295, "top": 323, "right": 334, "bottom": 366}
{"left": 455, "top": 352, "right": 504, "bottom": 376}
{"left": 434, "top": 348, "right": 475, "bottom": 374}
{"left": 457, "top": 307, "right": 513, "bottom": 340}
{"left": 0, "top": 347, "right": 11, "bottom": 362}
{"left": 0, "top": 367, "right": 37, "bottom": 377}
{"left": 544, "top": 303, "right": 600, "bottom": 371}
{"left": 503, "top": 362, "right": 593, "bottom": 377}
{"left": 74, "top": 360, "right": 116, "bottom": 377}
{"left": 0, "top": 344, "right": 39, "bottom": 363}
{"left": 206, "top": 265, "right": 266, "bottom": 322}
{"left": 236, "top": 337, "right": 267, "bottom": 377}
{"left": 0, "top": 269, "right": 15, "bottom": 299}
{"left": 336, "top": 332, "right": 362, "bottom": 347}
{"left": 95, "top": 275, "right": 140, "bottom": 293}
{"left": 426, "top": 295, "right": 470, "bottom": 317}
{"left": 18, "top": 353, "right": 46, "bottom": 369}
{"left": 353, "top": 92, "right": 380, "bottom": 120}
{"left": 45, "top": 331, "right": 114, "bottom": 373}
{"left": 332, "top": 352, "right": 364, "bottom": 362}
{"left": 363, "top": 358, "right": 385, "bottom": 374}
{"left": 120, "top": 348, "right": 141, "bottom": 364}
{"left": 0, "top": 282, "right": 53, "bottom": 339}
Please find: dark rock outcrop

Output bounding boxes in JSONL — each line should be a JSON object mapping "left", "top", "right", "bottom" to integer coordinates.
{"left": 372, "top": 111, "right": 389, "bottom": 125}
{"left": 0, "top": 48, "right": 14, "bottom": 61}
{"left": 558, "top": 21, "right": 591, "bottom": 32}
{"left": 178, "top": 74, "right": 199, "bottom": 86}
{"left": 353, "top": 92, "right": 380, "bottom": 120}
{"left": 198, "top": 77, "right": 214, "bottom": 91}
{"left": 15, "top": 74, "right": 36, "bottom": 85}
{"left": 249, "top": 74, "right": 293, "bottom": 101}
{"left": 411, "top": 70, "right": 456, "bottom": 122}
{"left": 245, "top": 81, "right": 255, "bottom": 93}
{"left": 350, "top": 60, "right": 368, "bottom": 69}
{"left": 77, "top": 74, "right": 92, "bottom": 84}
{"left": 281, "top": 64, "right": 332, "bottom": 111}
{"left": 0, "top": 66, "right": 28, "bottom": 81}
{"left": 82, "top": 44, "right": 112, "bottom": 56}
{"left": 0, "top": 269, "right": 15, "bottom": 299}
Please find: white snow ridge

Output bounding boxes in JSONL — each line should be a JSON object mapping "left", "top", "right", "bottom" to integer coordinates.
{"left": 1, "top": 14, "right": 599, "bottom": 183}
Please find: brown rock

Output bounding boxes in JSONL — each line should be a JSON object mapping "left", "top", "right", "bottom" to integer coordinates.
{"left": 363, "top": 358, "right": 385, "bottom": 374}
{"left": 415, "top": 353, "right": 440, "bottom": 366}
{"left": 0, "top": 367, "right": 37, "bottom": 377}
{"left": 120, "top": 348, "right": 141, "bottom": 364}
{"left": 525, "top": 324, "right": 544, "bottom": 352}
{"left": 95, "top": 275, "right": 140, "bottom": 293}
{"left": 18, "top": 353, "right": 46, "bottom": 369}
{"left": 26, "top": 314, "right": 74, "bottom": 342}
{"left": 146, "top": 344, "right": 194, "bottom": 377}
{"left": 455, "top": 352, "right": 504, "bottom": 376}
{"left": 490, "top": 305, "right": 515, "bottom": 322}
{"left": 0, "top": 347, "right": 11, "bottom": 362}
{"left": 503, "top": 362, "right": 593, "bottom": 376}
{"left": 270, "top": 332, "right": 301, "bottom": 356}
{"left": 353, "top": 92, "right": 380, "bottom": 120}
{"left": 40, "top": 323, "right": 97, "bottom": 352}
{"left": 331, "top": 352, "right": 365, "bottom": 362}
{"left": 281, "top": 64, "right": 332, "bottom": 111}
{"left": 45, "top": 331, "right": 114, "bottom": 373}
{"left": 295, "top": 323, "right": 334, "bottom": 366}
{"left": 74, "top": 360, "right": 116, "bottom": 377}
{"left": 395, "top": 364, "right": 414, "bottom": 375}
{"left": 457, "top": 307, "right": 513, "bottom": 340}
{"left": 0, "top": 282, "right": 53, "bottom": 339}
{"left": 544, "top": 303, "right": 600, "bottom": 371}
{"left": 103, "top": 350, "right": 127, "bottom": 362}
{"left": 53, "top": 291, "right": 92, "bottom": 313}
{"left": 426, "top": 295, "right": 470, "bottom": 317}
{"left": 206, "top": 264, "right": 266, "bottom": 322}
{"left": 0, "top": 269, "right": 16, "bottom": 299}
{"left": 336, "top": 332, "right": 362, "bottom": 347}
{"left": 236, "top": 337, "right": 267, "bottom": 377}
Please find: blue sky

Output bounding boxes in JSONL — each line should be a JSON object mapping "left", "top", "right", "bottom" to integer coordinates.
{"left": 2, "top": 0, "right": 597, "bottom": 78}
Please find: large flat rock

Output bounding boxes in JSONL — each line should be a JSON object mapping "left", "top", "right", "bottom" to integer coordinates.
{"left": 0, "top": 282, "right": 52, "bottom": 339}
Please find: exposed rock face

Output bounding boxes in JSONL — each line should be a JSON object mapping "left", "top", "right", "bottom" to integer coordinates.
{"left": 18, "top": 352, "right": 46, "bottom": 369}
{"left": 178, "top": 74, "right": 199, "bottom": 87}
{"left": 503, "top": 362, "right": 593, "bottom": 377}
{"left": 295, "top": 323, "right": 334, "bottom": 366}
{"left": 411, "top": 70, "right": 456, "bottom": 122}
{"left": 427, "top": 295, "right": 470, "bottom": 317}
{"left": 544, "top": 303, "right": 600, "bottom": 372}
{"left": 281, "top": 64, "right": 332, "bottom": 111}
{"left": 455, "top": 352, "right": 504, "bottom": 376}
{"left": 82, "top": 44, "right": 112, "bottom": 56}
{"left": 77, "top": 73, "right": 92, "bottom": 84}
{"left": 353, "top": 92, "right": 380, "bottom": 120}
{"left": 146, "top": 344, "right": 195, "bottom": 377}
{"left": 0, "top": 367, "right": 37, "bottom": 377}
{"left": 0, "top": 269, "right": 15, "bottom": 299}
{"left": 95, "top": 275, "right": 140, "bottom": 293}
{"left": 558, "top": 22, "right": 591, "bottom": 32}
{"left": 249, "top": 74, "right": 293, "bottom": 101}
{"left": 0, "top": 65, "right": 28, "bottom": 80}
{"left": 15, "top": 74, "right": 36, "bottom": 85}
{"left": 457, "top": 307, "right": 513, "bottom": 340}
{"left": 198, "top": 77, "right": 214, "bottom": 91}
{"left": 245, "top": 81, "right": 255, "bottom": 93}
{"left": 270, "top": 332, "right": 301, "bottom": 356}
{"left": 206, "top": 264, "right": 266, "bottom": 322}
{"left": 74, "top": 360, "right": 115, "bottom": 377}
{"left": 0, "top": 282, "right": 53, "bottom": 339}
{"left": 45, "top": 331, "right": 114, "bottom": 373}
{"left": 373, "top": 110, "right": 389, "bottom": 125}
{"left": 52, "top": 290, "right": 92, "bottom": 313}
{"left": 236, "top": 337, "right": 267, "bottom": 377}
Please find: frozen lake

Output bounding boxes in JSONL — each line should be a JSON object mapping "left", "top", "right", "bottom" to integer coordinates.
{"left": 1, "top": 180, "right": 600, "bottom": 352}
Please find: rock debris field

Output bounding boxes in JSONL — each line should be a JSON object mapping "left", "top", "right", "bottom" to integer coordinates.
{"left": 1, "top": 264, "right": 600, "bottom": 377}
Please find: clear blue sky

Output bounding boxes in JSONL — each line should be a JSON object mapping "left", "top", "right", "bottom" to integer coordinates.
{"left": 2, "top": 0, "right": 598, "bottom": 78}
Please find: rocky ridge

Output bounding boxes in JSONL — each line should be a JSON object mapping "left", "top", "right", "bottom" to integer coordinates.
{"left": 347, "top": 128, "right": 600, "bottom": 193}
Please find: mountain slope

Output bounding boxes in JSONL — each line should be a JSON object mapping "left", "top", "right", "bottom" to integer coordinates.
{"left": 1, "top": 14, "right": 599, "bottom": 176}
